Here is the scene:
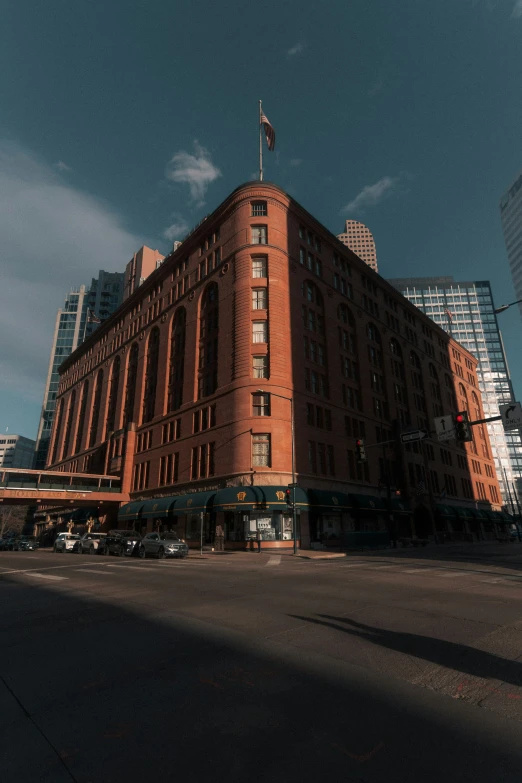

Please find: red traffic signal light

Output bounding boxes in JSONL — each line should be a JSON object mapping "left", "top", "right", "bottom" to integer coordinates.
{"left": 285, "top": 488, "right": 293, "bottom": 508}
{"left": 454, "top": 411, "right": 472, "bottom": 442}
{"left": 355, "top": 438, "right": 367, "bottom": 463}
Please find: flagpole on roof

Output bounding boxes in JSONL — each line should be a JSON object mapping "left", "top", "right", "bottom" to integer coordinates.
{"left": 259, "top": 99, "right": 263, "bottom": 181}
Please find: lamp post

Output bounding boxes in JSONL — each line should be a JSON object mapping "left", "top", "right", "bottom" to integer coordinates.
{"left": 494, "top": 298, "right": 522, "bottom": 314}
{"left": 256, "top": 389, "right": 298, "bottom": 554}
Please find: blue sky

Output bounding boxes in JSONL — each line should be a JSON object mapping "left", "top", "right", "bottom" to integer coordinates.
{"left": 1, "top": 0, "right": 522, "bottom": 439}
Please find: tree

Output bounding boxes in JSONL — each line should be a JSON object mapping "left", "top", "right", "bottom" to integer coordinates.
{"left": 0, "top": 505, "right": 30, "bottom": 537}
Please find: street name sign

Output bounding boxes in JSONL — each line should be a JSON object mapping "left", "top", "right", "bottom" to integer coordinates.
{"left": 400, "top": 429, "right": 429, "bottom": 444}
{"left": 499, "top": 402, "right": 522, "bottom": 431}
{"left": 434, "top": 414, "right": 455, "bottom": 441}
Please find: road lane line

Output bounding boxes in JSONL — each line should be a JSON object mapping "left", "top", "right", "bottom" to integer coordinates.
{"left": 266, "top": 556, "right": 281, "bottom": 566}
{"left": 0, "top": 562, "right": 113, "bottom": 576}
{"left": 104, "top": 564, "right": 161, "bottom": 571}
{"left": 24, "top": 572, "right": 68, "bottom": 581}
{"left": 74, "top": 569, "right": 119, "bottom": 575}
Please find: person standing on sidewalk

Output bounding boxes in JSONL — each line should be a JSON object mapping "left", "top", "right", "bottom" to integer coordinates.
{"left": 215, "top": 524, "right": 225, "bottom": 552}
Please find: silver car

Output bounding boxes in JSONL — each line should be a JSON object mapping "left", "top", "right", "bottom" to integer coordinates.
{"left": 139, "top": 532, "right": 189, "bottom": 559}
{"left": 54, "top": 533, "right": 81, "bottom": 553}
{"left": 77, "top": 532, "right": 107, "bottom": 554}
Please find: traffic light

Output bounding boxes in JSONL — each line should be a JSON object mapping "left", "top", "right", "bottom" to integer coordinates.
{"left": 285, "top": 488, "right": 293, "bottom": 509}
{"left": 455, "top": 410, "right": 473, "bottom": 442}
{"left": 355, "top": 438, "right": 367, "bottom": 463}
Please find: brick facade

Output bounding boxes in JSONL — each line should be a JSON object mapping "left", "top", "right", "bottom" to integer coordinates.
{"left": 48, "top": 182, "right": 503, "bottom": 548}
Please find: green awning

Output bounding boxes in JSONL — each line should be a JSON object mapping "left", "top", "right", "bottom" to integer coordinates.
{"left": 213, "top": 485, "right": 308, "bottom": 512}
{"left": 492, "top": 510, "right": 512, "bottom": 523}
{"left": 173, "top": 490, "right": 217, "bottom": 513}
{"left": 349, "top": 494, "right": 387, "bottom": 512}
{"left": 118, "top": 501, "right": 145, "bottom": 521}
{"left": 474, "top": 509, "right": 491, "bottom": 522}
{"left": 389, "top": 498, "right": 411, "bottom": 514}
{"left": 306, "top": 489, "right": 351, "bottom": 512}
{"left": 141, "top": 497, "right": 178, "bottom": 520}
{"left": 435, "top": 504, "right": 458, "bottom": 518}
{"left": 455, "top": 506, "right": 478, "bottom": 521}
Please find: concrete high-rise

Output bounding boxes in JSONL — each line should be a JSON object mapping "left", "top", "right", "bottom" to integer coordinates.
{"left": 0, "top": 434, "right": 36, "bottom": 469}
{"left": 123, "top": 247, "right": 165, "bottom": 301}
{"left": 337, "top": 220, "right": 378, "bottom": 272}
{"left": 390, "top": 276, "right": 522, "bottom": 508}
{"left": 500, "top": 170, "right": 522, "bottom": 319}
{"left": 35, "top": 270, "right": 124, "bottom": 469}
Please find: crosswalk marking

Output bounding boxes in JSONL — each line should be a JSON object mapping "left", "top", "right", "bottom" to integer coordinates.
{"left": 266, "top": 556, "right": 281, "bottom": 566}
{"left": 105, "top": 564, "right": 159, "bottom": 571}
{"left": 74, "top": 569, "right": 118, "bottom": 575}
{"left": 25, "top": 572, "right": 68, "bottom": 581}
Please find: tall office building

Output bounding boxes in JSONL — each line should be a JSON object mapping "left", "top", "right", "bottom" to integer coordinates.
{"left": 390, "top": 276, "right": 522, "bottom": 507}
{"left": 337, "top": 220, "right": 378, "bottom": 272}
{"left": 123, "top": 246, "right": 165, "bottom": 301}
{"left": 35, "top": 270, "right": 124, "bottom": 468}
{"left": 0, "top": 434, "right": 36, "bottom": 469}
{"left": 500, "top": 170, "right": 522, "bottom": 319}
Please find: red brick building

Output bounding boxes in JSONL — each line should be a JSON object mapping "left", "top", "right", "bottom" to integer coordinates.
{"left": 48, "top": 182, "right": 504, "bottom": 548}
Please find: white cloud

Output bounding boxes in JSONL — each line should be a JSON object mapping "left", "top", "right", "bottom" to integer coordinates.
{"left": 163, "top": 213, "right": 189, "bottom": 242}
{"left": 165, "top": 141, "right": 221, "bottom": 206}
{"left": 286, "top": 41, "right": 306, "bottom": 58}
{"left": 289, "top": 158, "right": 302, "bottom": 167}
{"left": 0, "top": 140, "right": 144, "bottom": 411}
{"left": 55, "top": 160, "right": 73, "bottom": 173}
{"left": 512, "top": 0, "right": 522, "bottom": 17}
{"left": 341, "top": 175, "right": 403, "bottom": 214}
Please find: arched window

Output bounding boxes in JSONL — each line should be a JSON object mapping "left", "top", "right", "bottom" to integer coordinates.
{"left": 338, "top": 303, "right": 355, "bottom": 327}
{"left": 143, "top": 328, "right": 160, "bottom": 423}
{"left": 168, "top": 309, "right": 186, "bottom": 412}
{"left": 471, "top": 391, "right": 481, "bottom": 420}
{"left": 89, "top": 370, "right": 104, "bottom": 447}
{"left": 51, "top": 399, "right": 64, "bottom": 464}
{"left": 105, "top": 356, "right": 121, "bottom": 437}
{"left": 123, "top": 343, "right": 139, "bottom": 427}
{"left": 444, "top": 373, "right": 456, "bottom": 410}
{"left": 302, "top": 280, "right": 329, "bottom": 397}
{"left": 367, "top": 322, "right": 381, "bottom": 344}
{"left": 458, "top": 383, "right": 468, "bottom": 412}
{"left": 410, "top": 350, "right": 421, "bottom": 369}
{"left": 75, "top": 381, "right": 89, "bottom": 453}
{"left": 390, "top": 338, "right": 402, "bottom": 357}
{"left": 198, "top": 286, "right": 219, "bottom": 399}
{"left": 62, "top": 390, "right": 76, "bottom": 460}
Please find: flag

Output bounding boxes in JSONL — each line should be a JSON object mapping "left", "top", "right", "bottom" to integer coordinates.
{"left": 414, "top": 481, "right": 426, "bottom": 496}
{"left": 444, "top": 308, "right": 453, "bottom": 322}
{"left": 260, "top": 111, "right": 276, "bottom": 151}
{"left": 87, "top": 309, "right": 102, "bottom": 324}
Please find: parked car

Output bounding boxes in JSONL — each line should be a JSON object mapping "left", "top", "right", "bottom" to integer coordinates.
{"left": 77, "top": 532, "right": 107, "bottom": 555}
{"left": 4, "top": 537, "right": 21, "bottom": 551}
{"left": 98, "top": 530, "right": 141, "bottom": 557}
{"left": 139, "top": 531, "right": 189, "bottom": 559}
{"left": 54, "top": 533, "right": 81, "bottom": 553}
{"left": 16, "top": 537, "right": 39, "bottom": 551}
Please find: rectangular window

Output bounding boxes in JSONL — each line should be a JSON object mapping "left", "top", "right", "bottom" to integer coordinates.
{"left": 252, "top": 288, "right": 267, "bottom": 310}
{"left": 191, "top": 447, "right": 198, "bottom": 479}
{"left": 251, "top": 201, "right": 267, "bottom": 216}
{"left": 252, "top": 355, "right": 268, "bottom": 378}
{"left": 317, "top": 443, "right": 326, "bottom": 475}
{"left": 252, "top": 257, "right": 267, "bottom": 278}
{"left": 308, "top": 441, "right": 317, "bottom": 472}
{"left": 252, "top": 393, "right": 270, "bottom": 416}
{"left": 299, "top": 247, "right": 306, "bottom": 265}
{"left": 193, "top": 411, "right": 200, "bottom": 434}
{"left": 307, "top": 403, "right": 315, "bottom": 426}
{"left": 251, "top": 225, "right": 267, "bottom": 245}
{"left": 252, "top": 433, "right": 271, "bottom": 467}
{"left": 252, "top": 321, "right": 267, "bottom": 343}
{"left": 327, "top": 445, "right": 335, "bottom": 476}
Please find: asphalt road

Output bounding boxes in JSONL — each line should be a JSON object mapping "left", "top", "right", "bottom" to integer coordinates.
{"left": 2, "top": 544, "right": 522, "bottom": 783}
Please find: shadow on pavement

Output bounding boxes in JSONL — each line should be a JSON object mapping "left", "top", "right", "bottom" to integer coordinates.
{"left": 1, "top": 575, "right": 522, "bottom": 783}
{"left": 289, "top": 614, "right": 522, "bottom": 688}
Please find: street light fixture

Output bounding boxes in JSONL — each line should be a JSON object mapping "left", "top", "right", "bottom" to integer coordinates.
{"left": 494, "top": 298, "right": 522, "bottom": 315}
{"left": 256, "top": 389, "right": 298, "bottom": 554}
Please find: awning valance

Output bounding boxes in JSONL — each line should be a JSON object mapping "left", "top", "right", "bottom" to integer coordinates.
{"left": 349, "top": 494, "right": 387, "bottom": 512}
{"left": 213, "top": 485, "right": 308, "bottom": 512}
{"left": 306, "top": 489, "right": 351, "bottom": 512}
{"left": 435, "top": 504, "right": 458, "bottom": 518}
{"left": 118, "top": 501, "right": 145, "bottom": 521}
{"left": 141, "top": 497, "right": 178, "bottom": 520}
{"left": 173, "top": 491, "right": 217, "bottom": 513}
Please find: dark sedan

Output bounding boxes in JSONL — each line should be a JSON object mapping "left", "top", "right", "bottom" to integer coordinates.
{"left": 16, "top": 537, "right": 39, "bottom": 551}
{"left": 99, "top": 530, "right": 141, "bottom": 557}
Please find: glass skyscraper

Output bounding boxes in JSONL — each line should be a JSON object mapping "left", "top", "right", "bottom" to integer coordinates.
{"left": 35, "top": 271, "right": 124, "bottom": 469}
{"left": 389, "top": 276, "right": 522, "bottom": 509}
{"left": 500, "top": 170, "right": 522, "bottom": 320}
